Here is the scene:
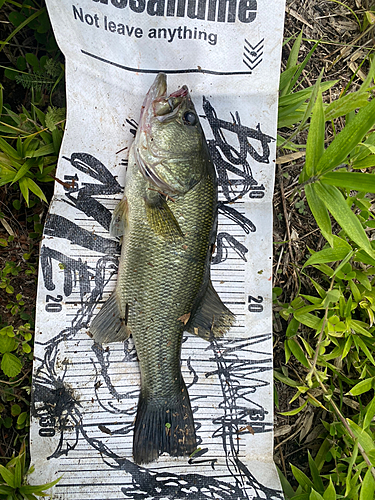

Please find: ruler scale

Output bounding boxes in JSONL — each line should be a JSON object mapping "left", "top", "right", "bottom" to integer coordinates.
{"left": 30, "top": 1, "right": 286, "bottom": 498}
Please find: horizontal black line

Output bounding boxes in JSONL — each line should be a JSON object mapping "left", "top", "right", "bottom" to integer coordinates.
{"left": 81, "top": 50, "right": 252, "bottom": 76}
{"left": 57, "top": 462, "right": 247, "bottom": 473}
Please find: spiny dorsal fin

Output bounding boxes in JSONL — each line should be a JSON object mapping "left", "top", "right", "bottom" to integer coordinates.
{"left": 187, "top": 280, "right": 234, "bottom": 341}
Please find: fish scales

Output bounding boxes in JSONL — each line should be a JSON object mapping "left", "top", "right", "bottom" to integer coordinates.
{"left": 121, "top": 163, "right": 216, "bottom": 401}
{"left": 90, "top": 73, "right": 234, "bottom": 464}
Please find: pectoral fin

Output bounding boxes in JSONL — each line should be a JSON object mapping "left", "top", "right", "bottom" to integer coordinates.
{"left": 145, "top": 194, "right": 183, "bottom": 241}
{"left": 90, "top": 291, "right": 130, "bottom": 344}
{"left": 109, "top": 197, "right": 128, "bottom": 238}
{"left": 188, "top": 280, "right": 234, "bottom": 341}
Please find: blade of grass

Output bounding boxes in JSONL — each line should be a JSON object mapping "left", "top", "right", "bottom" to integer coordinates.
{"left": 315, "top": 97, "right": 375, "bottom": 176}
{"left": 300, "top": 78, "right": 324, "bottom": 181}
{"left": 305, "top": 183, "right": 333, "bottom": 246}
{"left": 0, "top": 8, "right": 45, "bottom": 53}
{"left": 314, "top": 182, "right": 375, "bottom": 258}
{"left": 321, "top": 171, "right": 375, "bottom": 192}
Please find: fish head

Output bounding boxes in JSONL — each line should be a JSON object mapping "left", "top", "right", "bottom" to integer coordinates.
{"left": 135, "top": 73, "right": 209, "bottom": 195}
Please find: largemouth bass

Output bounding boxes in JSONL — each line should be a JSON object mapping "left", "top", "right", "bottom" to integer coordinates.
{"left": 90, "top": 74, "right": 234, "bottom": 464}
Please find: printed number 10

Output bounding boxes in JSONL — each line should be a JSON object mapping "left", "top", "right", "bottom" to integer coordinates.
{"left": 248, "top": 295, "right": 263, "bottom": 313}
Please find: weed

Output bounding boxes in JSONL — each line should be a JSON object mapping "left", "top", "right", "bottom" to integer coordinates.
{"left": 275, "top": 34, "right": 375, "bottom": 499}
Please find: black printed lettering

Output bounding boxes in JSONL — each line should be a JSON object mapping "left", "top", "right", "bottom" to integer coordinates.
{"left": 248, "top": 295, "right": 264, "bottom": 312}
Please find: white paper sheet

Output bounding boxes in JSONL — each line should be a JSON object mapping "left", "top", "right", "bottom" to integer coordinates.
{"left": 30, "top": 1, "right": 286, "bottom": 498}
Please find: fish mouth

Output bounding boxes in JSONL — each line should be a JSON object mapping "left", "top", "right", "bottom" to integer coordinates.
{"left": 139, "top": 73, "right": 167, "bottom": 130}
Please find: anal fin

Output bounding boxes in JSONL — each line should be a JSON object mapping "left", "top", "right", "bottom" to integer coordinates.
{"left": 188, "top": 280, "right": 234, "bottom": 341}
{"left": 90, "top": 291, "right": 130, "bottom": 344}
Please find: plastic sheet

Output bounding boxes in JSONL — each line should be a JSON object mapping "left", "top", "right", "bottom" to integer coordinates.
{"left": 30, "top": 1, "right": 286, "bottom": 498}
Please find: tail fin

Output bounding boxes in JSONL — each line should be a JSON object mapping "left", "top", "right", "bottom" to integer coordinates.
{"left": 133, "top": 382, "right": 196, "bottom": 464}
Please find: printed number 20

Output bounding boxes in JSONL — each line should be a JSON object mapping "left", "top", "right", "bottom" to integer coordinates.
{"left": 45, "top": 294, "right": 63, "bottom": 313}
{"left": 248, "top": 295, "right": 263, "bottom": 313}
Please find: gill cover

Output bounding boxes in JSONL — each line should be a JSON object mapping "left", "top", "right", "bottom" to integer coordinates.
{"left": 135, "top": 73, "right": 209, "bottom": 195}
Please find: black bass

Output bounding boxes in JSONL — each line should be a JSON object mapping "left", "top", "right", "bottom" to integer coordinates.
{"left": 90, "top": 74, "right": 234, "bottom": 464}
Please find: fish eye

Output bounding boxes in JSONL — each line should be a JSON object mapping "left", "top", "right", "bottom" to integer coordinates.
{"left": 183, "top": 111, "right": 197, "bottom": 126}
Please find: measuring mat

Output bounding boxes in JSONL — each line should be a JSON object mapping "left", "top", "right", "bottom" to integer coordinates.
{"left": 30, "top": 1, "right": 286, "bottom": 498}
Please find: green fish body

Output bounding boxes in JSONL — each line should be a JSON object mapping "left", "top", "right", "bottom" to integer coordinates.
{"left": 90, "top": 74, "right": 234, "bottom": 464}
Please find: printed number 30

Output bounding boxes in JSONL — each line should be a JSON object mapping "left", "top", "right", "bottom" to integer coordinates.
{"left": 45, "top": 294, "right": 63, "bottom": 313}
{"left": 248, "top": 295, "right": 263, "bottom": 313}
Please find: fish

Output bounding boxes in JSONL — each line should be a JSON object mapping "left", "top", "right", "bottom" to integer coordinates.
{"left": 90, "top": 73, "right": 234, "bottom": 464}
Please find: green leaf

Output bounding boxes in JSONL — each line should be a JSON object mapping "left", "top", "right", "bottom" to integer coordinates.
{"left": 354, "top": 250, "right": 375, "bottom": 267}
{"left": 360, "top": 468, "right": 375, "bottom": 500}
{"left": 0, "top": 464, "right": 15, "bottom": 488}
{"left": 285, "top": 31, "right": 302, "bottom": 70}
{"left": 321, "top": 172, "right": 375, "bottom": 193}
{"left": 348, "top": 377, "right": 375, "bottom": 396}
{"left": 0, "top": 335, "right": 16, "bottom": 353}
{"left": 19, "top": 177, "right": 29, "bottom": 206}
{"left": 0, "top": 136, "right": 22, "bottom": 160}
{"left": 308, "top": 451, "right": 324, "bottom": 494}
{"left": 301, "top": 86, "right": 324, "bottom": 180}
{"left": 323, "top": 478, "right": 336, "bottom": 500}
{"left": 19, "top": 476, "right": 61, "bottom": 494}
{"left": 345, "top": 440, "right": 359, "bottom": 497}
{"left": 303, "top": 237, "right": 352, "bottom": 267}
{"left": 305, "top": 184, "right": 333, "bottom": 246}
{"left": 1, "top": 352, "right": 22, "bottom": 377}
{"left": 368, "top": 449, "right": 375, "bottom": 465}
{"left": 342, "top": 336, "right": 352, "bottom": 359}
{"left": 45, "top": 106, "right": 66, "bottom": 131}
{"left": 356, "top": 337, "right": 375, "bottom": 365}
{"left": 274, "top": 370, "right": 300, "bottom": 387}
{"left": 286, "top": 317, "right": 300, "bottom": 338}
{"left": 280, "top": 66, "right": 301, "bottom": 96}
{"left": 349, "top": 279, "right": 362, "bottom": 302}
{"left": 287, "top": 338, "right": 310, "bottom": 368}
{"left": 352, "top": 155, "right": 375, "bottom": 169}
{"left": 11, "top": 404, "right": 21, "bottom": 417}
{"left": 11, "top": 159, "right": 34, "bottom": 185}
{"left": 291, "top": 463, "right": 314, "bottom": 492}
{"left": 280, "top": 399, "right": 308, "bottom": 416}
{"left": 0, "top": 485, "right": 13, "bottom": 495}
{"left": 360, "top": 53, "right": 375, "bottom": 92}
{"left": 364, "top": 397, "right": 375, "bottom": 429}
{"left": 325, "top": 92, "right": 370, "bottom": 121}
{"left": 14, "top": 457, "right": 22, "bottom": 489}
{"left": 0, "top": 83, "right": 3, "bottom": 117}
{"left": 315, "top": 438, "right": 331, "bottom": 471}
{"left": 25, "top": 53, "right": 40, "bottom": 71}
{"left": 349, "top": 319, "right": 372, "bottom": 337}
{"left": 314, "top": 182, "right": 375, "bottom": 258}
{"left": 23, "top": 178, "right": 47, "bottom": 204}
{"left": 294, "top": 310, "right": 322, "bottom": 330}
{"left": 316, "top": 97, "right": 375, "bottom": 176}
{"left": 280, "top": 31, "right": 302, "bottom": 96}
{"left": 347, "top": 419, "right": 375, "bottom": 453}
{"left": 276, "top": 467, "right": 296, "bottom": 500}
{"left": 26, "top": 142, "right": 55, "bottom": 158}
{"left": 355, "top": 270, "right": 372, "bottom": 291}
{"left": 0, "top": 8, "right": 46, "bottom": 54}
{"left": 309, "top": 490, "right": 324, "bottom": 500}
